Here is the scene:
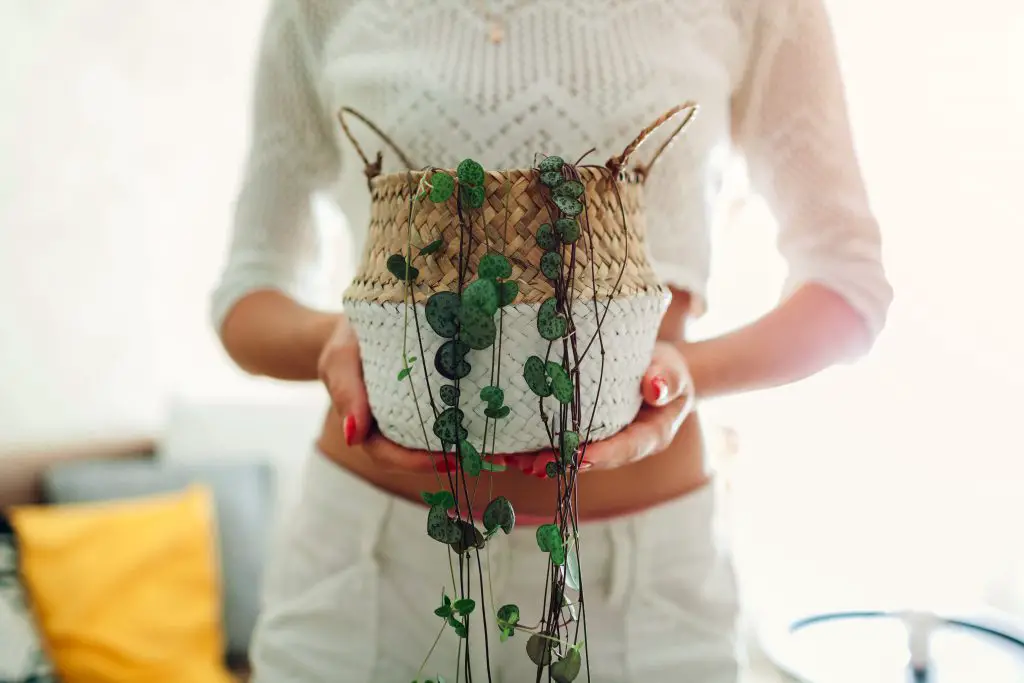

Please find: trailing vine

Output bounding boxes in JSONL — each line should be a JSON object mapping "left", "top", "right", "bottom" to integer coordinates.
{"left": 381, "top": 148, "right": 634, "bottom": 683}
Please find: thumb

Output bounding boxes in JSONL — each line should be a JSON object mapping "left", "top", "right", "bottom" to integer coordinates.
{"left": 641, "top": 343, "right": 692, "bottom": 408}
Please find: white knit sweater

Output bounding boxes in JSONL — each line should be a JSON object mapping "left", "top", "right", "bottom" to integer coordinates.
{"left": 212, "top": 0, "right": 893, "bottom": 340}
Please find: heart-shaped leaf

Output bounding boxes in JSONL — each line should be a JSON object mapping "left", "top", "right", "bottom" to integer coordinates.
{"left": 536, "top": 223, "right": 558, "bottom": 251}
{"left": 433, "top": 408, "right": 465, "bottom": 445}
{"left": 551, "top": 649, "right": 582, "bottom": 683}
{"left": 439, "top": 384, "right": 460, "bottom": 406}
{"left": 523, "top": 356, "right": 552, "bottom": 397}
{"left": 450, "top": 520, "right": 486, "bottom": 554}
{"left": 553, "top": 195, "right": 583, "bottom": 217}
{"left": 459, "top": 439, "right": 482, "bottom": 476}
{"left": 427, "top": 504, "right": 461, "bottom": 544}
{"left": 386, "top": 254, "right": 419, "bottom": 282}
{"left": 462, "top": 278, "right": 499, "bottom": 317}
{"left": 560, "top": 431, "right": 580, "bottom": 464}
{"left": 459, "top": 305, "right": 497, "bottom": 350}
{"left": 484, "top": 404, "right": 511, "bottom": 419}
{"left": 457, "top": 159, "right": 485, "bottom": 187}
{"left": 565, "top": 544, "right": 581, "bottom": 592}
{"left": 429, "top": 171, "right": 455, "bottom": 202}
{"left": 553, "top": 179, "right": 585, "bottom": 199}
{"left": 540, "top": 170, "right": 564, "bottom": 188}
{"left": 483, "top": 496, "right": 516, "bottom": 535}
{"left": 540, "top": 251, "right": 562, "bottom": 279}
{"left": 461, "top": 184, "right": 486, "bottom": 209}
{"left": 435, "top": 340, "right": 471, "bottom": 380}
{"left": 538, "top": 155, "right": 565, "bottom": 173}
{"left": 480, "top": 386, "right": 504, "bottom": 409}
{"left": 496, "top": 603, "right": 520, "bottom": 630}
{"left": 537, "top": 298, "right": 568, "bottom": 341}
{"left": 425, "top": 292, "right": 460, "bottom": 339}
{"left": 555, "top": 218, "right": 581, "bottom": 244}
{"left": 420, "top": 490, "right": 456, "bottom": 509}
{"left": 478, "top": 252, "right": 512, "bottom": 279}
{"left": 535, "top": 523, "right": 561, "bottom": 552}
{"left": 546, "top": 361, "right": 574, "bottom": 404}
{"left": 453, "top": 598, "right": 476, "bottom": 615}
{"left": 498, "top": 280, "right": 519, "bottom": 306}
{"left": 526, "top": 634, "right": 553, "bottom": 667}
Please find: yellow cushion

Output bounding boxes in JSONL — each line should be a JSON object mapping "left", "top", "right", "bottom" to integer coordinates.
{"left": 10, "top": 485, "right": 234, "bottom": 683}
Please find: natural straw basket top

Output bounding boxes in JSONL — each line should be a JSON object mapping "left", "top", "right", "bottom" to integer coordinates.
{"left": 339, "top": 103, "right": 699, "bottom": 307}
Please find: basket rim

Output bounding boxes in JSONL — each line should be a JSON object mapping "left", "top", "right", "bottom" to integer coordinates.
{"left": 367, "top": 164, "right": 645, "bottom": 192}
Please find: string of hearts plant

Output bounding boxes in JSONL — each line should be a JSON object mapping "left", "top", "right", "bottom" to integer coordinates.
{"left": 338, "top": 102, "right": 698, "bottom": 683}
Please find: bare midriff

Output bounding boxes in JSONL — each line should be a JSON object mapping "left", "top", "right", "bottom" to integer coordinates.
{"left": 316, "top": 289, "right": 708, "bottom": 522}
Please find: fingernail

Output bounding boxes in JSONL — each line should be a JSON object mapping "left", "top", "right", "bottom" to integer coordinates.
{"left": 343, "top": 415, "right": 357, "bottom": 446}
{"left": 579, "top": 461, "right": 593, "bottom": 472}
{"left": 436, "top": 458, "right": 456, "bottom": 474}
{"left": 652, "top": 376, "right": 668, "bottom": 404}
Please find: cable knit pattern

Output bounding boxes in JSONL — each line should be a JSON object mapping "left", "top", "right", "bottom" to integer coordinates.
{"left": 212, "top": 0, "right": 893, "bottom": 341}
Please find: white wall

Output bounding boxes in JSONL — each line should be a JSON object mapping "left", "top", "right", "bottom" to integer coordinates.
{"left": 0, "top": 0, "right": 341, "bottom": 451}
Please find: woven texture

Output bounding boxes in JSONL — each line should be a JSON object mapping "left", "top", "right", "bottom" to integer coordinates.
{"left": 342, "top": 167, "right": 662, "bottom": 306}
{"left": 347, "top": 291, "right": 669, "bottom": 453}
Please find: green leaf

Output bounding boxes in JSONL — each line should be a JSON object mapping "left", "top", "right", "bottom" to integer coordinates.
{"left": 536, "top": 223, "right": 558, "bottom": 251}
{"left": 498, "top": 280, "right": 519, "bottom": 306}
{"left": 420, "top": 238, "right": 444, "bottom": 256}
{"left": 540, "top": 170, "right": 564, "bottom": 188}
{"left": 565, "top": 544, "right": 581, "bottom": 592}
{"left": 397, "top": 367, "right": 412, "bottom": 381}
{"left": 453, "top": 598, "right": 476, "bottom": 615}
{"left": 454, "top": 622, "right": 468, "bottom": 639}
{"left": 535, "top": 523, "right": 561, "bottom": 552}
{"left": 457, "top": 159, "right": 486, "bottom": 187}
{"left": 560, "top": 431, "right": 580, "bottom": 463}
{"left": 500, "top": 628, "right": 511, "bottom": 643}
{"left": 462, "top": 278, "right": 499, "bottom": 316}
{"left": 386, "top": 254, "right": 419, "bottom": 282}
{"left": 551, "top": 649, "right": 583, "bottom": 683}
{"left": 450, "top": 520, "right": 486, "bottom": 554}
{"left": 553, "top": 179, "right": 585, "bottom": 199}
{"left": 420, "top": 490, "right": 456, "bottom": 509}
{"left": 545, "top": 462, "right": 559, "bottom": 479}
{"left": 550, "top": 543, "right": 566, "bottom": 566}
{"left": 459, "top": 439, "right": 483, "bottom": 477}
{"left": 526, "top": 633, "right": 553, "bottom": 667}
{"left": 478, "top": 252, "right": 512, "bottom": 279}
{"left": 425, "top": 292, "right": 461, "bottom": 339}
{"left": 429, "top": 171, "right": 455, "bottom": 202}
{"left": 434, "top": 340, "right": 471, "bottom": 381}
{"left": 553, "top": 195, "right": 583, "bottom": 217}
{"left": 448, "top": 615, "right": 461, "bottom": 629}
{"left": 461, "top": 184, "right": 486, "bottom": 209}
{"left": 483, "top": 496, "right": 515, "bottom": 535}
{"left": 427, "top": 504, "right": 461, "bottom": 544}
{"left": 480, "top": 385, "right": 504, "bottom": 408}
{"left": 434, "top": 604, "right": 453, "bottom": 618}
{"left": 443, "top": 592, "right": 451, "bottom": 607}
{"left": 479, "top": 459, "right": 507, "bottom": 472}
{"left": 523, "top": 355, "right": 552, "bottom": 397}
{"left": 484, "top": 404, "right": 511, "bottom": 420}
{"left": 459, "top": 304, "right": 497, "bottom": 350}
{"left": 540, "top": 251, "right": 562, "bottom": 279}
{"left": 439, "top": 384, "right": 460, "bottom": 406}
{"left": 538, "top": 155, "right": 565, "bottom": 173}
{"left": 547, "top": 361, "right": 574, "bottom": 404}
{"left": 537, "top": 297, "right": 568, "bottom": 341}
{"left": 433, "top": 408, "right": 466, "bottom": 445}
{"left": 496, "top": 604, "right": 520, "bottom": 629}
{"left": 555, "top": 218, "right": 581, "bottom": 244}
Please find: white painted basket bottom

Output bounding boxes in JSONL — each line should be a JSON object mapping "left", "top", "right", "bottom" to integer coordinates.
{"left": 345, "top": 292, "right": 669, "bottom": 454}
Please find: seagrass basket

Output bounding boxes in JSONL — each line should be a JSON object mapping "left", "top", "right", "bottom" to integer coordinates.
{"left": 339, "top": 104, "right": 698, "bottom": 454}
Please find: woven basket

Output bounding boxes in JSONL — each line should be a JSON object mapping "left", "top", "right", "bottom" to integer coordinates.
{"left": 339, "top": 104, "right": 698, "bottom": 454}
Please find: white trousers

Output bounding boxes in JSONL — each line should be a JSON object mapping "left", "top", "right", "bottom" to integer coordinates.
{"left": 250, "top": 450, "right": 743, "bottom": 682}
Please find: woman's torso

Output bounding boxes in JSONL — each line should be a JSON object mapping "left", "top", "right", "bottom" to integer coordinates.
{"left": 302, "top": 0, "right": 751, "bottom": 517}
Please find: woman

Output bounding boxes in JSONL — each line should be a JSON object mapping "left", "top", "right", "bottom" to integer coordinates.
{"left": 213, "top": 0, "right": 892, "bottom": 680}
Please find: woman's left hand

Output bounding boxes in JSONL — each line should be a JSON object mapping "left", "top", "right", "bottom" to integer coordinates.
{"left": 507, "top": 341, "right": 696, "bottom": 475}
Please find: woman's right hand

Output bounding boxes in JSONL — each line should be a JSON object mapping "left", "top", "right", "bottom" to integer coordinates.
{"left": 318, "top": 315, "right": 453, "bottom": 473}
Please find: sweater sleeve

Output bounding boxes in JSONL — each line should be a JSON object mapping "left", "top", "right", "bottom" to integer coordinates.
{"left": 210, "top": 0, "right": 341, "bottom": 334}
{"left": 731, "top": 0, "right": 893, "bottom": 343}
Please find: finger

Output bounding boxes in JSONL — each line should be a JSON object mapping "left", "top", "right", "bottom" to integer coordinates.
{"left": 362, "top": 432, "right": 454, "bottom": 474}
{"left": 641, "top": 344, "right": 693, "bottom": 408}
{"left": 323, "top": 337, "right": 372, "bottom": 446}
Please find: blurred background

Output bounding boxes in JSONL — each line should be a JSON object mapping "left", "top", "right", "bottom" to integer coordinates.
{"left": 2, "top": 0, "right": 1022, "bottom": 680}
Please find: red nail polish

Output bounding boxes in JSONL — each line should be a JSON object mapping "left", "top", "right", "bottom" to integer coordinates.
{"left": 343, "top": 415, "right": 357, "bottom": 446}
{"left": 652, "top": 377, "right": 668, "bottom": 403}
{"left": 436, "top": 458, "right": 456, "bottom": 474}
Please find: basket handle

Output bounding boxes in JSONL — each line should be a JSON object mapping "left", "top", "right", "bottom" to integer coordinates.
{"left": 337, "top": 107, "right": 416, "bottom": 187}
{"left": 606, "top": 102, "right": 700, "bottom": 183}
